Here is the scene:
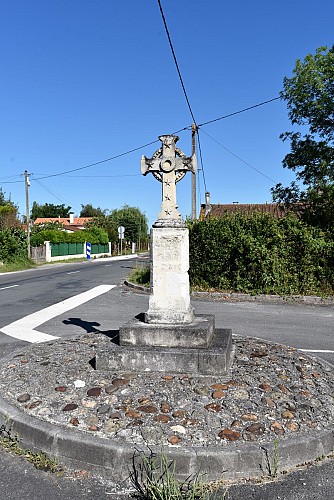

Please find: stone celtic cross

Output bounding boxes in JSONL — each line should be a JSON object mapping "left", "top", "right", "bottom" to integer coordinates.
{"left": 141, "top": 135, "right": 197, "bottom": 220}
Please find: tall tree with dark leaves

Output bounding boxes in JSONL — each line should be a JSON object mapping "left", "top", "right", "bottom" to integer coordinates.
{"left": 272, "top": 46, "right": 334, "bottom": 231}
{"left": 31, "top": 202, "right": 72, "bottom": 220}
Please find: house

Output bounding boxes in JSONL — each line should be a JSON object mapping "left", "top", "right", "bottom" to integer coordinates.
{"left": 33, "top": 213, "right": 93, "bottom": 232}
{"left": 199, "top": 192, "right": 288, "bottom": 220}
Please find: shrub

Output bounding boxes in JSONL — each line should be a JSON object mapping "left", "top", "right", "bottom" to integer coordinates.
{"left": 0, "top": 228, "right": 27, "bottom": 263}
{"left": 188, "top": 213, "right": 333, "bottom": 295}
{"left": 30, "top": 225, "right": 109, "bottom": 246}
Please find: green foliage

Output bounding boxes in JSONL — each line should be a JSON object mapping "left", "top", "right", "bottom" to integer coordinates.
{"left": 0, "top": 425, "right": 62, "bottom": 473}
{"left": 189, "top": 214, "right": 334, "bottom": 296}
{"left": 272, "top": 46, "right": 334, "bottom": 230}
{"left": 0, "top": 188, "right": 20, "bottom": 229}
{"left": 130, "top": 449, "right": 224, "bottom": 499}
{"left": 85, "top": 214, "right": 118, "bottom": 243}
{"left": 79, "top": 203, "right": 107, "bottom": 217}
{"left": 31, "top": 201, "right": 72, "bottom": 220}
{"left": 0, "top": 228, "right": 28, "bottom": 263}
{"left": 129, "top": 265, "right": 150, "bottom": 287}
{"left": 30, "top": 225, "right": 108, "bottom": 246}
{"left": 109, "top": 205, "right": 149, "bottom": 243}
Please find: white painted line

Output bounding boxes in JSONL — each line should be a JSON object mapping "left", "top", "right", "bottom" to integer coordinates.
{"left": 299, "top": 349, "right": 334, "bottom": 353}
{"left": 0, "top": 285, "right": 19, "bottom": 291}
{"left": 67, "top": 271, "right": 80, "bottom": 274}
{"left": 0, "top": 284, "right": 116, "bottom": 344}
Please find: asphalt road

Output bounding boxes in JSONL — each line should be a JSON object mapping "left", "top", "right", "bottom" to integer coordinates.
{"left": 0, "top": 256, "right": 333, "bottom": 499}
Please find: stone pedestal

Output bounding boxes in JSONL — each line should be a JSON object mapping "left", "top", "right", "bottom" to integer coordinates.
{"left": 95, "top": 135, "right": 234, "bottom": 376}
{"left": 97, "top": 328, "right": 233, "bottom": 376}
{"left": 145, "top": 221, "right": 193, "bottom": 324}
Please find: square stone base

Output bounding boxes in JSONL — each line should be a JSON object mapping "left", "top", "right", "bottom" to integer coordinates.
{"left": 96, "top": 328, "right": 233, "bottom": 376}
{"left": 119, "top": 314, "right": 215, "bottom": 348}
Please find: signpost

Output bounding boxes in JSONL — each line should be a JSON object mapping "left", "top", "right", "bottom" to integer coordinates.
{"left": 118, "top": 226, "right": 125, "bottom": 255}
{"left": 86, "top": 242, "right": 91, "bottom": 260}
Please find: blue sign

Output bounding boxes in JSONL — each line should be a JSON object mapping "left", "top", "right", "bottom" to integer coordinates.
{"left": 86, "top": 242, "right": 91, "bottom": 260}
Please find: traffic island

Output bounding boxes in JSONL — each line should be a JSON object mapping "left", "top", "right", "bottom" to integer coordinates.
{"left": 0, "top": 333, "right": 333, "bottom": 483}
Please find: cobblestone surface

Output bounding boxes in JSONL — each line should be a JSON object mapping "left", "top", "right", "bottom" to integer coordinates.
{"left": 0, "top": 334, "right": 333, "bottom": 449}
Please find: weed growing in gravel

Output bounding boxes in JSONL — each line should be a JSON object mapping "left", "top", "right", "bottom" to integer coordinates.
{"left": 128, "top": 265, "right": 150, "bottom": 287}
{"left": 129, "top": 448, "right": 225, "bottom": 499}
{"left": 0, "top": 424, "right": 62, "bottom": 474}
{"left": 261, "top": 438, "right": 280, "bottom": 479}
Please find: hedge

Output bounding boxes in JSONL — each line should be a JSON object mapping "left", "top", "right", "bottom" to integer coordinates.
{"left": 0, "top": 228, "right": 28, "bottom": 263}
{"left": 30, "top": 226, "right": 109, "bottom": 247}
{"left": 188, "top": 213, "right": 334, "bottom": 295}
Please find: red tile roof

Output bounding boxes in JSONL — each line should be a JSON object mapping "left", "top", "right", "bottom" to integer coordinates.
{"left": 199, "top": 203, "right": 288, "bottom": 220}
{"left": 33, "top": 217, "right": 93, "bottom": 226}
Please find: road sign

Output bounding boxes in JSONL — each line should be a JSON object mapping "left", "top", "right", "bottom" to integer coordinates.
{"left": 118, "top": 226, "right": 125, "bottom": 238}
{"left": 86, "top": 242, "right": 91, "bottom": 260}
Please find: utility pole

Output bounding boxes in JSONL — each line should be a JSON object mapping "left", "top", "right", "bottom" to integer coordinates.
{"left": 191, "top": 123, "right": 197, "bottom": 220}
{"left": 24, "top": 170, "right": 31, "bottom": 258}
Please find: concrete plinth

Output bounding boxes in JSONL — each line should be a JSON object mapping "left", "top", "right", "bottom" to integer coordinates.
{"left": 96, "top": 328, "right": 233, "bottom": 376}
{"left": 119, "top": 314, "right": 215, "bottom": 348}
{"left": 146, "top": 222, "right": 194, "bottom": 324}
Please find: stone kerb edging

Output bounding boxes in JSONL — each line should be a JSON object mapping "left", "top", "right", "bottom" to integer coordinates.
{"left": 124, "top": 280, "right": 334, "bottom": 305}
{"left": 1, "top": 387, "right": 333, "bottom": 482}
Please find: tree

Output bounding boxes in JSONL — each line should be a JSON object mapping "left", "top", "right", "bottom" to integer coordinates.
{"left": 31, "top": 202, "right": 72, "bottom": 220}
{"left": 109, "top": 205, "right": 148, "bottom": 244}
{"left": 0, "top": 188, "right": 19, "bottom": 229}
{"left": 272, "top": 46, "right": 334, "bottom": 231}
{"left": 80, "top": 204, "right": 106, "bottom": 218}
{"left": 85, "top": 214, "right": 118, "bottom": 243}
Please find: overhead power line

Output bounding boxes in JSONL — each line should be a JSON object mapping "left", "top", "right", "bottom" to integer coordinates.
{"left": 31, "top": 139, "right": 159, "bottom": 181}
{"left": 196, "top": 131, "right": 207, "bottom": 192}
{"left": 198, "top": 97, "right": 280, "bottom": 127}
{"left": 157, "top": 0, "right": 197, "bottom": 124}
{"left": 200, "top": 128, "right": 277, "bottom": 184}
{"left": 33, "top": 178, "right": 80, "bottom": 213}
{"left": 0, "top": 98, "right": 280, "bottom": 185}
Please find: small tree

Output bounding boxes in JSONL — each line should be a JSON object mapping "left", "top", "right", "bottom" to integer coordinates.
{"left": 109, "top": 205, "right": 148, "bottom": 245}
{"left": 0, "top": 188, "right": 20, "bottom": 229}
{"left": 79, "top": 204, "right": 107, "bottom": 217}
{"left": 272, "top": 46, "right": 334, "bottom": 231}
{"left": 85, "top": 214, "right": 118, "bottom": 244}
{"left": 31, "top": 202, "right": 72, "bottom": 220}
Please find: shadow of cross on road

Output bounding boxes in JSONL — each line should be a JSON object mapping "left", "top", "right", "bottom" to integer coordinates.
{"left": 62, "top": 317, "right": 119, "bottom": 344}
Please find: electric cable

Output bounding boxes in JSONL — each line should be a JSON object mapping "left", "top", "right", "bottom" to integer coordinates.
{"left": 33, "top": 178, "right": 80, "bottom": 213}
{"left": 0, "top": 98, "right": 280, "bottom": 185}
{"left": 200, "top": 128, "right": 277, "bottom": 183}
{"left": 198, "top": 97, "right": 280, "bottom": 127}
{"left": 157, "top": 0, "right": 197, "bottom": 124}
{"left": 196, "top": 130, "right": 207, "bottom": 192}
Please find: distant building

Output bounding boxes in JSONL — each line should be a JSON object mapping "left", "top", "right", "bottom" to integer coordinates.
{"left": 199, "top": 193, "right": 288, "bottom": 220}
{"left": 33, "top": 213, "right": 93, "bottom": 232}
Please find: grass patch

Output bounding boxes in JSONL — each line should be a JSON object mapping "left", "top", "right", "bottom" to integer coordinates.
{"left": 130, "top": 449, "right": 225, "bottom": 499}
{"left": 128, "top": 265, "right": 150, "bottom": 287}
{"left": 0, "top": 424, "right": 62, "bottom": 474}
{"left": 0, "top": 258, "right": 36, "bottom": 273}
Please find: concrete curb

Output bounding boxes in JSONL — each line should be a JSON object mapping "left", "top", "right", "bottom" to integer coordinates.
{"left": 124, "top": 281, "right": 334, "bottom": 305}
{"left": 1, "top": 380, "right": 333, "bottom": 482}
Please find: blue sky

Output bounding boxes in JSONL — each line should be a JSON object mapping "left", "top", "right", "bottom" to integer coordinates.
{"left": 1, "top": 0, "right": 333, "bottom": 227}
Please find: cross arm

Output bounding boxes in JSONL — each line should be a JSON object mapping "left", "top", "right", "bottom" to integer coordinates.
{"left": 141, "top": 156, "right": 161, "bottom": 176}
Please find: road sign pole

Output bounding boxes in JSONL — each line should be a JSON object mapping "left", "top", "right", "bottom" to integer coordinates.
{"left": 118, "top": 226, "right": 125, "bottom": 256}
{"left": 86, "top": 242, "right": 91, "bottom": 260}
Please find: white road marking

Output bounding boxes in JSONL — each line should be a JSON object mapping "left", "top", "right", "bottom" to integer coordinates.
{"left": 67, "top": 271, "right": 80, "bottom": 274}
{"left": 299, "top": 349, "right": 334, "bottom": 353}
{"left": 0, "top": 284, "right": 116, "bottom": 343}
{"left": 0, "top": 285, "right": 19, "bottom": 291}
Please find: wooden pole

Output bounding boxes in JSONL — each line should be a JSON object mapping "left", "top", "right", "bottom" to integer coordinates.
{"left": 191, "top": 123, "right": 197, "bottom": 220}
